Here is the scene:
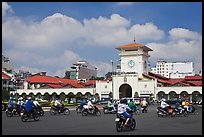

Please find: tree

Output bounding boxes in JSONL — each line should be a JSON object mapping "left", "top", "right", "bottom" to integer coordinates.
{"left": 2, "top": 89, "right": 10, "bottom": 101}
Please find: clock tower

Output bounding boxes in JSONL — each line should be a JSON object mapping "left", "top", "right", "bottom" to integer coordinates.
{"left": 116, "top": 43, "right": 153, "bottom": 78}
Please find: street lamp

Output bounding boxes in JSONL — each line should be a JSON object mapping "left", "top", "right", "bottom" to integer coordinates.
{"left": 110, "top": 60, "right": 114, "bottom": 100}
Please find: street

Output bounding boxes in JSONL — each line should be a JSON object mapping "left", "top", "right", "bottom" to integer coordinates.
{"left": 2, "top": 104, "right": 202, "bottom": 135}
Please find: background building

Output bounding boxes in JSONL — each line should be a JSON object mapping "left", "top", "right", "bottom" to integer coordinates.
{"left": 67, "top": 60, "right": 97, "bottom": 81}
{"left": 151, "top": 59, "right": 195, "bottom": 78}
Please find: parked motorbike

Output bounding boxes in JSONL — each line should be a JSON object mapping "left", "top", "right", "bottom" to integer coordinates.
{"left": 81, "top": 105, "right": 101, "bottom": 116}
{"left": 115, "top": 110, "right": 136, "bottom": 132}
{"left": 21, "top": 109, "right": 40, "bottom": 122}
{"left": 103, "top": 106, "right": 117, "bottom": 114}
{"left": 50, "top": 104, "right": 70, "bottom": 115}
{"left": 6, "top": 105, "right": 24, "bottom": 117}
{"left": 157, "top": 106, "right": 175, "bottom": 117}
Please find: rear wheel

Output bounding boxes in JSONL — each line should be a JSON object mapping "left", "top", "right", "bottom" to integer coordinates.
{"left": 183, "top": 111, "right": 189, "bottom": 117}
{"left": 76, "top": 107, "right": 81, "bottom": 113}
{"left": 96, "top": 110, "right": 101, "bottom": 116}
{"left": 82, "top": 110, "right": 88, "bottom": 116}
{"left": 6, "top": 109, "right": 13, "bottom": 117}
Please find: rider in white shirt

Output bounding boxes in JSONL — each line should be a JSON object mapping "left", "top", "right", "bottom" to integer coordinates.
{"left": 54, "top": 98, "right": 62, "bottom": 112}
{"left": 117, "top": 99, "right": 132, "bottom": 126}
{"left": 33, "top": 98, "right": 40, "bottom": 107}
{"left": 160, "top": 98, "right": 169, "bottom": 112}
{"left": 87, "top": 100, "right": 94, "bottom": 113}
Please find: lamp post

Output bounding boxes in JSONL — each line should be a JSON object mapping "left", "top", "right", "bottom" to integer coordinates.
{"left": 110, "top": 60, "right": 114, "bottom": 100}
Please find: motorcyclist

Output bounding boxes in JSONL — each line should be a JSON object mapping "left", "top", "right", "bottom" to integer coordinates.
{"left": 8, "top": 96, "right": 14, "bottom": 111}
{"left": 108, "top": 99, "right": 115, "bottom": 111}
{"left": 160, "top": 98, "right": 169, "bottom": 113}
{"left": 33, "top": 98, "right": 41, "bottom": 107}
{"left": 175, "top": 101, "right": 183, "bottom": 114}
{"left": 128, "top": 99, "right": 136, "bottom": 111}
{"left": 25, "top": 97, "right": 35, "bottom": 116}
{"left": 141, "top": 98, "right": 148, "bottom": 112}
{"left": 79, "top": 98, "right": 87, "bottom": 110}
{"left": 17, "top": 97, "right": 25, "bottom": 110}
{"left": 87, "top": 99, "right": 94, "bottom": 113}
{"left": 54, "top": 98, "right": 62, "bottom": 113}
{"left": 117, "top": 99, "right": 132, "bottom": 126}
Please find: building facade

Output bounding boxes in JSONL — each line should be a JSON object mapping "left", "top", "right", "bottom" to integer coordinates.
{"left": 68, "top": 60, "right": 97, "bottom": 81}
{"left": 151, "top": 59, "right": 195, "bottom": 78}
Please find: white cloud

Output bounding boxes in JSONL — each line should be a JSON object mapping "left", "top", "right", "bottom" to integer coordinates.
{"left": 129, "top": 22, "right": 165, "bottom": 41}
{"left": 2, "top": 2, "right": 14, "bottom": 16}
{"left": 117, "top": 2, "right": 135, "bottom": 6}
{"left": 2, "top": 2, "right": 202, "bottom": 76}
{"left": 169, "top": 28, "right": 202, "bottom": 40}
{"left": 147, "top": 28, "right": 202, "bottom": 72}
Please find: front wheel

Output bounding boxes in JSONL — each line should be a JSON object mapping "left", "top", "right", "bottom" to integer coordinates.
{"left": 50, "top": 108, "right": 57, "bottom": 115}
{"left": 129, "top": 119, "right": 136, "bottom": 130}
{"left": 96, "top": 110, "right": 101, "bottom": 116}
{"left": 21, "top": 114, "right": 28, "bottom": 122}
{"left": 33, "top": 113, "right": 40, "bottom": 121}
{"left": 64, "top": 108, "right": 70, "bottom": 115}
{"left": 116, "top": 121, "right": 123, "bottom": 132}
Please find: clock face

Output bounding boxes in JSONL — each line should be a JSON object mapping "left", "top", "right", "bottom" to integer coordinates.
{"left": 128, "top": 60, "right": 135, "bottom": 67}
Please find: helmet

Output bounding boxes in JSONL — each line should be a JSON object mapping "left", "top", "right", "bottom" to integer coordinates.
{"left": 162, "top": 98, "right": 166, "bottom": 102}
{"left": 18, "top": 97, "right": 23, "bottom": 100}
{"left": 28, "top": 97, "right": 31, "bottom": 100}
{"left": 9, "top": 97, "right": 13, "bottom": 100}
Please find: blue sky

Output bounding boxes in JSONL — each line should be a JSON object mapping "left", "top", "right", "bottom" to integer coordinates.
{"left": 2, "top": 2, "right": 202, "bottom": 77}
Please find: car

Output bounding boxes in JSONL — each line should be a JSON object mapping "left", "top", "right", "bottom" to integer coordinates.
{"left": 98, "top": 98, "right": 109, "bottom": 104}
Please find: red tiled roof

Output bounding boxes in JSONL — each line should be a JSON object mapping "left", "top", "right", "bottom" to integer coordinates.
{"left": 184, "top": 76, "right": 202, "bottom": 80}
{"left": 26, "top": 75, "right": 84, "bottom": 88}
{"left": 82, "top": 80, "right": 96, "bottom": 86}
{"left": 143, "top": 73, "right": 202, "bottom": 86}
{"left": 2, "top": 71, "right": 11, "bottom": 80}
{"left": 186, "top": 81, "right": 202, "bottom": 86}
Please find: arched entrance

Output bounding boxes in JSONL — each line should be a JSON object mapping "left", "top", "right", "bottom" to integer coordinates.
{"left": 119, "top": 84, "right": 132, "bottom": 98}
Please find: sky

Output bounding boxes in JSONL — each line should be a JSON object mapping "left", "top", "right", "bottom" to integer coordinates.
{"left": 2, "top": 2, "right": 202, "bottom": 77}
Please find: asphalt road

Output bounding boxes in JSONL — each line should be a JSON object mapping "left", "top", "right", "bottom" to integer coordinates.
{"left": 2, "top": 104, "right": 202, "bottom": 135}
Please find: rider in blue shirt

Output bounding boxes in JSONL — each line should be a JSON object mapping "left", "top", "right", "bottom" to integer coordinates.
{"left": 25, "top": 97, "right": 35, "bottom": 116}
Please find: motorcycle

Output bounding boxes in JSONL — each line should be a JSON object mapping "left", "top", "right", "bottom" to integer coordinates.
{"left": 33, "top": 105, "right": 44, "bottom": 116}
{"left": 50, "top": 104, "right": 70, "bottom": 115}
{"left": 115, "top": 110, "right": 136, "bottom": 132}
{"left": 21, "top": 109, "right": 40, "bottom": 122}
{"left": 172, "top": 107, "right": 188, "bottom": 117}
{"left": 6, "top": 105, "right": 24, "bottom": 117}
{"left": 157, "top": 106, "right": 175, "bottom": 117}
{"left": 76, "top": 105, "right": 84, "bottom": 113}
{"left": 81, "top": 105, "right": 101, "bottom": 116}
{"left": 141, "top": 105, "right": 148, "bottom": 113}
{"left": 103, "top": 105, "right": 117, "bottom": 114}
{"left": 187, "top": 105, "right": 198, "bottom": 115}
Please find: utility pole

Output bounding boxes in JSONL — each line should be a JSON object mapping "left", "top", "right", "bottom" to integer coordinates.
{"left": 110, "top": 60, "right": 114, "bottom": 100}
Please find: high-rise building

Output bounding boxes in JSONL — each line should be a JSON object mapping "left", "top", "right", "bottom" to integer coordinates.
{"left": 68, "top": 60, "right": 97, "bottom": 81}
{"left": 151, "top": 59, "right": 195, "bottom": 78}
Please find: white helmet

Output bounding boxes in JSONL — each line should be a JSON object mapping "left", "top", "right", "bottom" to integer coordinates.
{"left": 162, "top": 98, "right": 166, "bottom": 102}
